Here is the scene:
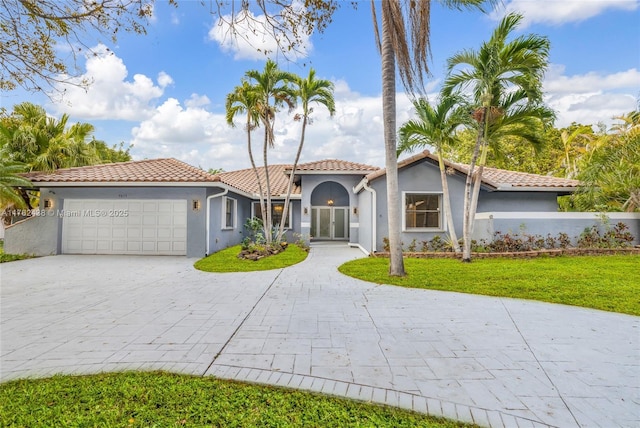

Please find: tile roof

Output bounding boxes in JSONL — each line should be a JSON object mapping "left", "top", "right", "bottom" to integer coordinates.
{"left": 23, "top": 158, "right": 218, "bottom": 183}
{"left": 292, "top": 159, "right": 380, "bottom": 173}
{"left": 217, "top": 164, "right": 301, "bottom": 196}
{"left": 366, "top": 150, "right": 580, "bottom": 190}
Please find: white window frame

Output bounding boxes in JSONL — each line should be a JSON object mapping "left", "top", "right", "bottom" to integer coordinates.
{"left": 251, "top": 201, "right": 292, "bottom": 229}
{"left": 222, "top": 196, "right": 237, "bottom": 230}
{"left": 402, "top": 191, "right": 444, "bottom": 232}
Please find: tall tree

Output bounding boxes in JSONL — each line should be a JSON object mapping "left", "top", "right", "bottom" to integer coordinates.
{"left": 398, "top": 95, "right": 470, "bottom": 252}
{"left": 226, "top": 80, "right": 269, "bottom": 231}
{"left": 443, "top": 12, "right": 553, "bottom": 262}
{"left": 371, "top": 0, "right": 493, "bottom": 276}
{"left": 0, "top": 102, "right": 100, "bottom": 171}
{"left": 572, "top": 112, "right": 640, "bottom": 212}
{"left": 2, "top": 0, "right": 339, "bottom": 94}
{"left": 243, "top": 59, "right": 297, "bottom": 245}
{"left": 0, "top": 162, "right": 32, "bottom": 209}
{"left": 0, "top": 102, "right": 128, "bottom": 171}
{"left": 0, "top": 0, "right": 174, "bottom": 92}
{"left": 276, "top": 69, "right": 335, "bottom": 242}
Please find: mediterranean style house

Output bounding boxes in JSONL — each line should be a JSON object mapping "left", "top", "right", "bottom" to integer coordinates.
{"left": 5, "top": 150, "right": 639, "bottom": 257}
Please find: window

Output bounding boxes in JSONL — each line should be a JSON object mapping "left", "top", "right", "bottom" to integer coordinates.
{"left": 222, "top": 197, "right": 236, "bottom": 229}
{"left": 404, "top": 193, "right": 441, "bottom": 230}
{"left": 252, "top": 202, "right": 291, "bottom": 229}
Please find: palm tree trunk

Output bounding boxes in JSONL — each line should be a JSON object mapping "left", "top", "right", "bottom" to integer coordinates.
{"left": 262, "top": 122, "right": 273, "bottom": 245}
{"left": 462, "top": 122, "right": 484, "bottom": 262}
{"left": 277, "top": 115, "right": 307, "bottom": 242}
{"left": 469, "top": 141, "right": 489, "bottom": 237}
{"left": 246, "top": 119, "right": 267, "bottom": 234}
{"left": 437, "top": 151, "right": 460, "bottom": 252}
{"left": 381, "top": 0, "right": 405, "bottom": 276}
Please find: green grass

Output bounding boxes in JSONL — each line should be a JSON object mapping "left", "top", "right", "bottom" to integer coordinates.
{"left": 0, "top": 239, "right": 32, "bottom": 263}
{"left": 194, "top": 244, "right": 308, "bottom": 272}
{"left": 339, "top": 255, "right": 640, "bottom": 316}
{"left": 0, "top": 371, "right": 473, "bottom": 428}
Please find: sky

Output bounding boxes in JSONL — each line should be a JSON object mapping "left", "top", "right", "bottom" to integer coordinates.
{"left": 1, "top": 0, "right": 639, "bottom": 172}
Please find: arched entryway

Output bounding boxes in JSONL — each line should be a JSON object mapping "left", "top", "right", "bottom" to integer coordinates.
{"left": 310, "top": 181, "right": 349, "bottom": 240}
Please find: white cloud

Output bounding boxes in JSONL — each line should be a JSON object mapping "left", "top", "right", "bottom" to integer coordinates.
{"left": 544, "top": 65, "right": 640, "bottom": 127}
{"left": 492, "top": 0, "right": 638, "bottom": 27}
{"left": 128, "top": 80, "right": 406, "bottom": 172}
{"left": 129, "top": 97, "right": 246, "bottom": 170}
{"left": 208, "top": 3, "right": 312, "bottom": 61}
{"left": 51, "top": 45, "right": 170, "bottom": 121}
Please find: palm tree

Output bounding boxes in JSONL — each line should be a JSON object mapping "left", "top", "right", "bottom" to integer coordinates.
{"left": 573, "top": 113, "right": 640, "bottom": 212}
{"left": 398, "top": 94, "right": 470, "bottom": 252}
{"left": 371, "top": 0, "right": 494, "bottom": 276}
{"left": 0, "top": 162, "right": 32, "bottom": 209}
{"left": 226, "top": 80, "right": 269, "bottom": 230}
{"left": 276, "top": 69, "right": 336, "bottom": 242}
{"left": 443, "top": 12, "right": 552, "bottom": 262}
{"left": 559, "top": 125, "right": 593, "bottom": 178}
{"left": 244, "top": 60, "right": 297, "bottom": 245}
{"left": 1, "top": 102, "right": 100, "bottom": 171}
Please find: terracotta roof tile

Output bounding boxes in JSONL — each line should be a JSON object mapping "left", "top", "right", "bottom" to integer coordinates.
{"left": 366, "top": 150, "right": 580, "bottom": 190}
{"left": 217, "top": 164, "right": 300, "bottom": 196}
{"left": 24, "top": 158, "right": 218, "bottom": 183}
{"left": 293, "top": 159, "right": 380, "bottom": 173}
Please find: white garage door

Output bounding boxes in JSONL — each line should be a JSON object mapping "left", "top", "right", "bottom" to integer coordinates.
{"left": 62, "top": 199, "right": 187, "bottom": 255}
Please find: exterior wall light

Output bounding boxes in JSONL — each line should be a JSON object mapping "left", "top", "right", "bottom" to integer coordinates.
{"left": 43, "top": 199, "right": 54, "bottom": 209}
{"left": 192, "top": 199, "right": 201, "bottom": 211}
{"left": 327, "top": 199, "right": 334, "bottom": 206}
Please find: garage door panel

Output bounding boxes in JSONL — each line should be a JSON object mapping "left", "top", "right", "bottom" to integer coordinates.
{"left": 62, "top": 199, "right": 187, "bottom": 255}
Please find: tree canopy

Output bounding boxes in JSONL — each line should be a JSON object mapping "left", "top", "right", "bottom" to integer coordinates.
{"left": 0, "top": 102, "right": 131, "bottom": 171}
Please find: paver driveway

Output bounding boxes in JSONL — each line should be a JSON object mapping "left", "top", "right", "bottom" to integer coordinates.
{"left": 1, "top": 244, "right": 638, "bottom": 427}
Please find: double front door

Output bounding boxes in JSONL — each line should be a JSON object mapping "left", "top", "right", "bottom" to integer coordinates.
{"left": 311, "top": 207, "right": 349, "bottom": 240}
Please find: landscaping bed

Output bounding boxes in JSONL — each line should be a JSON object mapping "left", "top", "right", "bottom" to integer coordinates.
{"left": 374, "top": 247, "right": 640, "bottom": 259}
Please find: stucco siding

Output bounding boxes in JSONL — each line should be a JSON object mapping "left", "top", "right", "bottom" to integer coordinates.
{"left": 474, "top": 212, "right": 640, "bottom": 246}
{"left": 300, "top": 175, "right": 362, "bottom": 244}
{"left": 477, "top": 192, "right": 559, "bottom": 212}
{"left": 39, "top": 186, "right": 207, "bottom": 257}
{"left": 5, "top": 214, "right": 58, "bottom": 256}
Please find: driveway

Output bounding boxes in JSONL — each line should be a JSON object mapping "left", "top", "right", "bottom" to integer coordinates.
{"left": 1, "top": 245, "right": 638, "bottom": 428}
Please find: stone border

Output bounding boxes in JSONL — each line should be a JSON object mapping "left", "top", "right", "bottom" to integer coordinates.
{"left": 372, "top": 247, "right": 640, "bottom": 259}
{"left": 205, "top": 364, "right": 556, "bottom": 428}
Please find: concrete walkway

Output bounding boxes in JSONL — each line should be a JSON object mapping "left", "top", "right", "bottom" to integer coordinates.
{"left": 1, "top": 244, "right": 638, "bottom": 427}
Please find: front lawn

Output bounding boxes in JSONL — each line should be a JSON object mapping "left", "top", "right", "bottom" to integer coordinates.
{"left": 0, "top": 371, "right": 473, "bottom": 428}
{"left": 339, "top": 255, "right": 640, "bottom": 316}
{"left": 194, "top": 244, "right": 308, "bottom": 272}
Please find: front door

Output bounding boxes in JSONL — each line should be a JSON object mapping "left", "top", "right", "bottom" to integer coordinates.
{"left": 311, "top": 207, "right": 349, "bottom": 240}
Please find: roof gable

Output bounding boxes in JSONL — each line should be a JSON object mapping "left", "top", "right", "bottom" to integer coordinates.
{"left": 292, "top": 159, "right": 380, "bottom": 174}
{"left": 365, "top": 150, "right": 580, "bottom": 191}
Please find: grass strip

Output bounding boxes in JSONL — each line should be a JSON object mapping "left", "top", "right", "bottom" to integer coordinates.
{"left": 194, "top": 244, "right": 308, "bottom": 272}
{"left": 0, "top": 371, "right": 474, "bottom": 427}
{"left": 338, "top": 255, "right": 640, "bottom": 316}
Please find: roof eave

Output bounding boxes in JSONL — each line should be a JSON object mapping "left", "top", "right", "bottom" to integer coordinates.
{"left": 494, "top": 185, "right": 578, "bottom": 193}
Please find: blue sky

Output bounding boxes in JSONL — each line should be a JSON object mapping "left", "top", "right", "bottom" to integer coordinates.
{"left": 2, "top": 0, "right": 639, "bottom": 172}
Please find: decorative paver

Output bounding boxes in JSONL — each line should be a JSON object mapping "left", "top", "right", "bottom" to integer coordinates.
{"left": 1, "top": 246, "right": 638, "bottom": 427}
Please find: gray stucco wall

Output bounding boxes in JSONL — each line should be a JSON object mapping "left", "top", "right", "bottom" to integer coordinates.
{"left": 299, "top": 175, "right": 363, "bottom": 244}
{"left": 4, "top": 213, "right": 58, "bottom": 256}
{"left": 474, "top": 212, "right": 640, "bottom": 246}
{"left": 205, "top": 189, "right": 303, "bottom": 255}
{"left": 39, "top": 186, "right": 208, "bottom": 257}
{"left": 363, "top": 160, "right": 569, "bottom": 253}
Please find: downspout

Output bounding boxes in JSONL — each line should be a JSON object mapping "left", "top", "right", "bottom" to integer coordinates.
{"left": 205, "top": 188, "right": 228, "bottom": 256}
{"left": 362, "top": 180, "right": 377, "bottom": 253}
